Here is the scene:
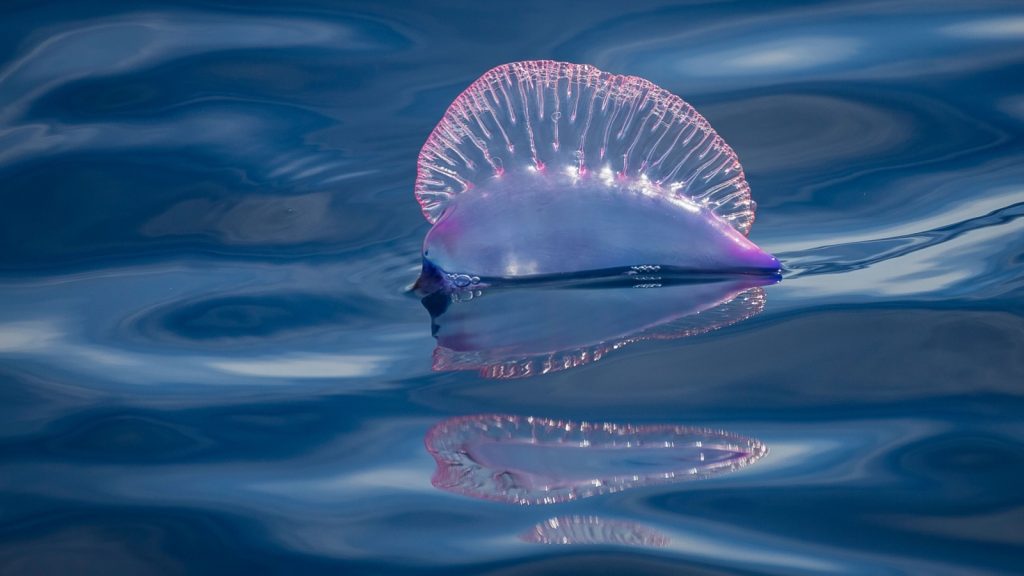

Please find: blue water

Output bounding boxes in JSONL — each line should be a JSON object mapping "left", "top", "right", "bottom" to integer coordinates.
{"left": 1, "top": 1, "right": 1022, "bottom": 574}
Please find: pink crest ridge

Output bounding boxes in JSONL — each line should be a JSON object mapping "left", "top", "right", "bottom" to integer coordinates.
{"left": 415, "top": 60, "right": 755, "bottom": 235}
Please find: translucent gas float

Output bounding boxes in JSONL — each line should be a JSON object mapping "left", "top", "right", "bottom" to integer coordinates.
{"left": 414, "top": 60, "right": 779, "bottom": 291}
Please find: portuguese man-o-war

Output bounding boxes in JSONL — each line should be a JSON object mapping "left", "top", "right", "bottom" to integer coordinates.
{"left": 425, "top": 414, "right": 767, "bottom": 505}
{"left": 414, "top": 60, "right": 779, "bottom": 292}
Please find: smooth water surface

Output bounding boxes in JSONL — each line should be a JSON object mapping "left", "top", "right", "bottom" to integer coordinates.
{"left": 0, "top": 1, "right": 1022, "bottom": 574}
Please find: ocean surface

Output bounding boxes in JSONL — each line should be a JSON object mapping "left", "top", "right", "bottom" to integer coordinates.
{"left": 1, "top": 1, "right": 1022, "bottom": 574}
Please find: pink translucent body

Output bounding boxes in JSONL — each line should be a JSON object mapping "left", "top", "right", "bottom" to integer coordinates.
{"left": 425, "top": 414, "right": 767, "bottom": 505}
{"left": 421, "top": 177, "right": 779, "bottom": 278}
{"left": 413, "top": 61, "right": 777, "bottom": 280}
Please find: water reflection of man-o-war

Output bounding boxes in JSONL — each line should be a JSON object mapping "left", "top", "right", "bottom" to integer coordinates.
{"left": 521, "top": 516, "right": 669, "bottom": 548}
{"left": 425, "top": 415, "right": 766, "bottom": 505}
{"left": 423, "top": 275, "right": 774, "bottom": 379}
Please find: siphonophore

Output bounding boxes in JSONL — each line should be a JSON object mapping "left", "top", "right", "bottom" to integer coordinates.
{"left": 426, "top": 274, "right": 774, "bottom": 379}
{"left": 414, "top": 60, "right": 779, "bottom": 291}
{"left": 425, "top": 414, "right": 767, "bottom": 505}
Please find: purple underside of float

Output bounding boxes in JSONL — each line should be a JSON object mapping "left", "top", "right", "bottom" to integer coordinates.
{"left": 422, "top": 174, "right": 779, "bottom": 279}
